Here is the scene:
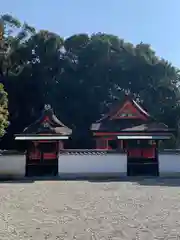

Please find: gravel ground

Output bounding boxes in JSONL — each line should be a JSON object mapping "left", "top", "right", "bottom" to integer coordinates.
{"left": 0, "top": 178, "right": 180, "bottom": 239}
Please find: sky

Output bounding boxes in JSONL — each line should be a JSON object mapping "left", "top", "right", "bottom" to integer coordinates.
{"left": 1, "top": 0, "right": 180, "bottom": 67}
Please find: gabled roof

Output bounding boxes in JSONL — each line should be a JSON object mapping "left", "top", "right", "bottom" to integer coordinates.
{"left": 96, "top": 96, "right": 152, "bottom": 123}
{"left": 23, "top": 104, "right": 72, "bottom": 135}
{"left": 91, "top": 96, "right": 171, "bottom": 133}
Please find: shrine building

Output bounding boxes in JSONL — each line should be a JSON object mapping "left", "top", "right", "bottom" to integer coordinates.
{"left": 15, "top": 104, "right": 72, "bottom": 177}
{"left": 13, "top": 98, "right": 175, "bottom": 178}
{"left": 91, "top": 96, "right": 174, "bottom": 176}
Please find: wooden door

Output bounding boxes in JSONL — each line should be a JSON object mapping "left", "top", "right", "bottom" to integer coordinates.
{"left": 26, "top": 141, "right": 58, "bottom": 177}
{"left": 126, "top": 140, "right": 159, "bottom": 176}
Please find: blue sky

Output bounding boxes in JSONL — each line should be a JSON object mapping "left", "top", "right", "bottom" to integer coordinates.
{"left": 1, "top": 0, "right": 180, "bottom": 67}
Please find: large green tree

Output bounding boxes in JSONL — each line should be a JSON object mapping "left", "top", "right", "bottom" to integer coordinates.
{"left": 1, "top": 15, "right": 180, "bottom": 149}
{"left": 0, "top": 14, "right": 35, "bottom": 77}
{"left": 0, "top": 83, "right": 8, "bottom": 136}
{"left": 0, "top": 14, "right": 35, "bottom": 143}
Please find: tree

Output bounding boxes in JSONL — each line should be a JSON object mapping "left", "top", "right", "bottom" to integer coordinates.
{"left": 0, "top": 83, "right": 8, "bottom": 136}
{"left": 50, "top": 33, "right": 180, "bottom": 147}
{"left": 0, "top": 15, "right": 180, "bottom": 149}
{"left": 0, "top": 14, "right": 35, "bottom": 78}
{"left": 0, "top": 14, "right": 35, "bottom": 145}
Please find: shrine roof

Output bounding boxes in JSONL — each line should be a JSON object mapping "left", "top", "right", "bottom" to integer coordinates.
{"left": 21, "top": 104, "right": 72, "bottom": 136}
{"left": 91, "top": 96, "right": 172, "bottom": 133}
{"left": 96, "top": 96, "right": 151, "bottom": 123}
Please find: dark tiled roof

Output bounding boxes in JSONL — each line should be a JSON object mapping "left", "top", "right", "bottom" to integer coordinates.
{"left": 23, "top": 104, "right": 72, "bottom": 135}
{"left": 91, "top": 120, "right": 170, "bottom": 132}
{"left": 121, "top": 122, "right": 168, "bottom": 132}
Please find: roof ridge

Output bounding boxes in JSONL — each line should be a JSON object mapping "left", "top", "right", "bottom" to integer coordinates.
{"left": 96, "top": 97, "right": 152, "bottom": 123}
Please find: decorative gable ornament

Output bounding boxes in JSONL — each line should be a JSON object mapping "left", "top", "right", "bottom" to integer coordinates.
{"left": 43, "top": 122, "right": 50, "bottom": 128}
{"left": 44, "top": 104, "right": 51, "bottom": 110}
{"left": 110, "top": 100, "right": 146, "bottom": 120}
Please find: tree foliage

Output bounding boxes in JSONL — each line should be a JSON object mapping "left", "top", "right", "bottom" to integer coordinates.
{"left": 0, "top": 83, "right": 8, "bottom": 136}
{"left": 0, "top": 14, "right": 180, "bottom": 148}
{"left": 0, "top": 14, "right": 35, "bottom": 77}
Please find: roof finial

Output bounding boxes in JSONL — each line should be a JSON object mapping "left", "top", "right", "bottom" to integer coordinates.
{"left": 44, "top": 104, "right": 51, "bottom": 110}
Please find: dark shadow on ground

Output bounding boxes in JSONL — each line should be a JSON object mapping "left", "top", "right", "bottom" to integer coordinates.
{"left": 0, "top": 179, "right": 35, "bottom": 184}
{"left": 0, "top": 176, "right": 180, "bottom": 187}
{"left": 88, "top": 177, "right": 180, "bottom": 187}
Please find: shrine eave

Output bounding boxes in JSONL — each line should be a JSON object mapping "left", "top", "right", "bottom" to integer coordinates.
{"left": 93, "top": 129, "right": 174, "bottom": 134}
{"left": 93, "top": 129, "right": 175, "bottom": 139}
{"left": 15, "top": 134, "right": 70, "bottom": 141}
{"left": 117, "top": 135, "right": 171, "bottom": 140}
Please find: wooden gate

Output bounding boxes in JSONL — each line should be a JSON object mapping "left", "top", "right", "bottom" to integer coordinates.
{"left": 126, "top": 140, "right": 159, "bottom": 177}
{"left": 127, "top": 157, "right": 159, "bottom": 176}
{"left": 26, "top": 141, "right": 59, "bottom": 177}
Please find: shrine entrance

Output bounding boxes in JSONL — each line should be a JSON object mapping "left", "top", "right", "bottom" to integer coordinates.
{"left": 15, "top": 104, "right": 72, "bottom": 177}
{"left": 26, "top": 141, "right": 59, "bottom": 177}
{"left": 125, "top": 139, "right": 159, "bottom": 176}
{"left": 91, "top": 96, "right": 174, "bottom": 177}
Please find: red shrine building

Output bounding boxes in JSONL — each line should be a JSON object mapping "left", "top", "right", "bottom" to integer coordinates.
{"left": 15, "top": 104, "right": 72, "bottom": 176}
{"left": 91, "top": 96, "right": 174, "bottom": 176}
{"left": 13, "top": 98, "right": 174, "bottom": 178}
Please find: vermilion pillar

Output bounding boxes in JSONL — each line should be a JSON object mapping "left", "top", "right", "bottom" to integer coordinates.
{"left": 96, "top": 138, "right": 108, "bottom": 150}
{"left": 59, "top": 140, "right": 64, "bottom": 150}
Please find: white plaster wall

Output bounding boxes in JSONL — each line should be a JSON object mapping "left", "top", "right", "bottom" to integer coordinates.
{"left": 1, "top": 152, "right": 180, "bottom": 178}
{"left": 0, "top": 155, "right": 26, "bottom": 178}
{"left": 159, "top": 153, "right": 180, "bottom": 176}
{"left": 58, "top": 154, "right": 127, "bottom": 177}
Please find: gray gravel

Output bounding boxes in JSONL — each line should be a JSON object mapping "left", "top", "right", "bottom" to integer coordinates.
{"left": 0, "top": 178, "right": 180, "bottom": 239}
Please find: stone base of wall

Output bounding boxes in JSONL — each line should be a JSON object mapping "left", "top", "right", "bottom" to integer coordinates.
{"left": 0, "top": 174, "right": 25, "bottom": 180}
{"left": 159, "top": 172, "right": 180, "bottom": 177}
{"left": 58, "top": 172, "right": 127, "bottom": 180}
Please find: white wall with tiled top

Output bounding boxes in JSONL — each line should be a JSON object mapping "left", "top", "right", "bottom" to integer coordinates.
{"left": 0, "top": 152, "right": 179, "bottom": 178}
{"left": 0, "top": 154, "right": 26, "bottom": 178}
{"left": 159, "top": 153, "right": 180, "bottom": 176}
{"left": 58, "top": 154, "right": 127, "bottom": 177}
{"left": 59, "top": 152, "right": 180, "bottom": 177}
